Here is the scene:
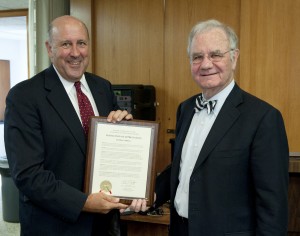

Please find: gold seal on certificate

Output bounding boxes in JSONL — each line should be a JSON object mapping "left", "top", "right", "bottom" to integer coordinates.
{"left": 100, "top": 180, "right": 112, "bottom": 194}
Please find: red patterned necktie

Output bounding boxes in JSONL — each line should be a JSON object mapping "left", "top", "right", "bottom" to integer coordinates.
{"left": 74, "top": 81, "right": 95, "bottom": 136}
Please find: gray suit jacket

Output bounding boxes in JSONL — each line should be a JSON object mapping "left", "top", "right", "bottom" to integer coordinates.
{"left": 156, "top": 84, "right": 289, "bottom": 236}
{"left": 4, "top": 65, "right": 120, "bottom": 235}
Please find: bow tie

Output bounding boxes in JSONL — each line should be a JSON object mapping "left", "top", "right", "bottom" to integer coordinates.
{"left": 194, "top": 94, "right": 217, "bottom": 114}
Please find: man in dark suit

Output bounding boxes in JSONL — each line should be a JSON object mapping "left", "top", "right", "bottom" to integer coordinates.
{"left": 155, "top": 19, "right": 289, "bottom": 235}
{"left": 4, "top": 15, "right": 146, "bottom": 235}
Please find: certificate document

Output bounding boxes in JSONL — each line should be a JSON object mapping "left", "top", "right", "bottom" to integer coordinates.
{"left": 84, "top": 117, "right": 159, "bottom": 205}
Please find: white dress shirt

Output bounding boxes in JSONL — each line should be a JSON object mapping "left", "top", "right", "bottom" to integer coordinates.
{"left": 174, "top": 80, "right": 235, "bottom": 218}
{"left": 53, "top": 65, "right": 99, "bottom": 124}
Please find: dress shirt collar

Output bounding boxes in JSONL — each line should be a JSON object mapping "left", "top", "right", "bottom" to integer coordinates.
{"left": 53, "top": 65, "right": 88, "bottom": 94}
{"left": 204, "top": 80, "right": 235, "bottom": 116}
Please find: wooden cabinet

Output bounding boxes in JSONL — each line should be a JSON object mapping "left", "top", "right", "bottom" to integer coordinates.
{"left": 288, "top": 154, "right": 300, "bottom": 235}
{"left": 121, "top": 206, "right": 169, "bottom": 236}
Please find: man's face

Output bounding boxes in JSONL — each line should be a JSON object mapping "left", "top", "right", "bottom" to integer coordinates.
{"left": 46, "top": 20, "right": 89, "bottom": 82}
{"left": 190, "top": 28, "right": 239, "bottom": 98}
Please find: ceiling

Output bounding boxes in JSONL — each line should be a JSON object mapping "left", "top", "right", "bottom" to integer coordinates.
{"left": 0, "top": 0, "right": 28, "bottom": 40}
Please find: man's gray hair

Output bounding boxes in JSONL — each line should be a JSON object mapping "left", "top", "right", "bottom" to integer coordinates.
{"left": 187, "top": 19, "right": 239, "bottom": 60}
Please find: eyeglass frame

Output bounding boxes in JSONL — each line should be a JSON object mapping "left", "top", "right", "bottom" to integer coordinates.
{"left": 190, "top": 49, "right": 235, "bottom": 65}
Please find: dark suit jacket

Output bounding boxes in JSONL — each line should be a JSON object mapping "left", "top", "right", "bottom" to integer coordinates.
{"left": 156, "top": 84, "right": 289, "bottom": 236}
{"left": 4, "top": 65, "right": 120, "bottom": 235}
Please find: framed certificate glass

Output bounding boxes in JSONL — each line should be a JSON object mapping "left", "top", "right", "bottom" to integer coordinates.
{"left": 84, "top": 117, "right": 159, "bottom": 206}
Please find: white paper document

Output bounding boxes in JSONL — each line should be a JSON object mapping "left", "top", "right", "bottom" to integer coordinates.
{"left": 90, "top": 123, "right": 152, "bottom": 199}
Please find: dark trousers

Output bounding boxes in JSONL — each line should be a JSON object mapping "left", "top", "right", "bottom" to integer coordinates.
{"left": 169, "top": 210, "right": 189, "bottom": 236}
{"left": 92, "top": 210, "right": 121, "bottom": 236}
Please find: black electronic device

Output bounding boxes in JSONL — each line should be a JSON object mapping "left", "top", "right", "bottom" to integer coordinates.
{"left": 112, "top": 84, "right": 156, "bottom": 121}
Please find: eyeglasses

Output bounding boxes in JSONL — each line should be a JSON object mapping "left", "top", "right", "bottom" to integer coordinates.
{"left": 191, "top": 49, "right": 234, "bottom": 64}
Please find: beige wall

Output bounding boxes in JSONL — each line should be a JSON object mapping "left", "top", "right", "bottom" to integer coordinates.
{"left": 239, "top": 0, "right": 300, "bottom": 155}
{"left": 71, "top": 0, "right": 300, "bottom": 172}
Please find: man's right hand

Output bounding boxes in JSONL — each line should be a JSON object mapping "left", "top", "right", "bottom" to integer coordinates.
{"left": 83, "top": 192, "right": 128, "bottom": 214}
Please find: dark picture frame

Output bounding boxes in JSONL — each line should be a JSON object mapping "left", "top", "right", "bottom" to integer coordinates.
{"left": 84, "top": 117, "right": 159, "bottom": 206}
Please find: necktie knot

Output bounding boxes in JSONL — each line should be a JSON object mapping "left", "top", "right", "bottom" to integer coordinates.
{"left": 195, "top": 94, "right": 217, "bottom": 114}
{"left": 74, "top": 81, "right": 81, "bottom": 90}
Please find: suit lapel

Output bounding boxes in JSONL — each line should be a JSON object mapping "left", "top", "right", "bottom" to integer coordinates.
{"left": 193, "top": 85, "right": 243, "bottom": 171}
{"left": 44, "top": 66, "right": 86, "bottom": 154}
{"left": 171, "top": 101, "right": 195, "bottom": 181}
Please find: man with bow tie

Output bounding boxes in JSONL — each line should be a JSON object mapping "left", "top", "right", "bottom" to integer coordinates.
{"left": 154, "top": 19, "right": 289, "bottom": 236}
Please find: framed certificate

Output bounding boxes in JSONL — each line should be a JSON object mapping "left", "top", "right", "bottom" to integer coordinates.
{"left": 84, "top": 117, "right": 159, "bottom": 206}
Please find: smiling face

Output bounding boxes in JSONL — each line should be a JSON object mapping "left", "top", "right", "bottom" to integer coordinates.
{"left": 45, "top": 16, "right": 90, "bottom": 82}
{"left": 190, "top": 28, "right": 239, "bottom": 99}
